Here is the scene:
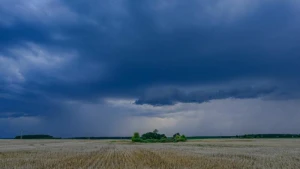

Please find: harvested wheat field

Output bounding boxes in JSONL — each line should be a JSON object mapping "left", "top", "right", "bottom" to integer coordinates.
{"left": 0, "top": 139, "right": 300, "bottom": 169}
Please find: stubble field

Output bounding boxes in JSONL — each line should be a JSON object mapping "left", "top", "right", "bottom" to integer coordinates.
{"left": 0, "top": 139, "right": 300, "bottom": 169}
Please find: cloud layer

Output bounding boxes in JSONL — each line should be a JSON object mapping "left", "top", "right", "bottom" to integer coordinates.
{"left": 0, "top": 0, "right": 300, "bottom": 137}
{"left": 135, "top": 86, "right": 277, "bottom": 106}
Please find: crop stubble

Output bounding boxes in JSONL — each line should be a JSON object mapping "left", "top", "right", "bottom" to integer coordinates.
{"left": 0, "top": 139, "right": 300, "bottom": 169}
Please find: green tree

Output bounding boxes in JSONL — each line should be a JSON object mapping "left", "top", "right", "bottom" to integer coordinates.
{"left": 180, "top": 135, "right": 187, "bottom": 141}
{"left": 175, "top": 135, "right": 181, "bottom": 142}
{"left": 173, "top": 133, "right": 180, "bottom": 138}
{"left": 132, "top": 132, "right": 141, "bottom": 142}
{"left": 141, "top": 131, "right": 165, "bottom": 140}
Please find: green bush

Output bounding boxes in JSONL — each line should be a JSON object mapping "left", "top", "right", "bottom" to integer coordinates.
{"left": 160, "top": 138, "right": 173, "bottom": 143}
{"left": 132, "top": 137, "right": 142, "bottom": 142}
{"left": 173, "top": 134, "right": 187, "bottom": 142}
{"left": 132, "top": 132, "right": 141, "bottom": 142}
{"left": 143, "top": 139, "right": 158, "bottom": 143}
{"left": 173, "top": 133, "right": 180, "bottom": 138}
{"left": 181, "top": 135, "right": 187, "bottom": 141}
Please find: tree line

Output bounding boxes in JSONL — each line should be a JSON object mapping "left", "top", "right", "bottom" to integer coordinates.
{"left": 236, "top": 134, "right": 300, "bottom": 138}
{"left": 131, "top": 129, "right": 187, "bottom": 143}
{"left": 15, "top": 135, "right": 57, "bottom": 139}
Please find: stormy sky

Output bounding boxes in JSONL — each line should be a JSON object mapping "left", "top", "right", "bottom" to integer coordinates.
{"left": 1, "top": 0, "right": 300, "bottom": 138}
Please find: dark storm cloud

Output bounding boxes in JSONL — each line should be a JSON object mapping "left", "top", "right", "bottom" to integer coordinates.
{"left": 1, "top": 0, "right": 300, "bottom": 118}
{"left": 64, "top": 0, "right": 300, "bottom": 87}
{"left": 0, "top": 93, "right": 66, "bottom": 118}
{"left": 135, "top": 86, "right": 277, "bottom": 106}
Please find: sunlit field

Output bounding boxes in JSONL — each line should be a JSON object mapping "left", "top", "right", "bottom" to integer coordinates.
{"left": 0, "top": 139, "right": 300, "bottom": 169}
